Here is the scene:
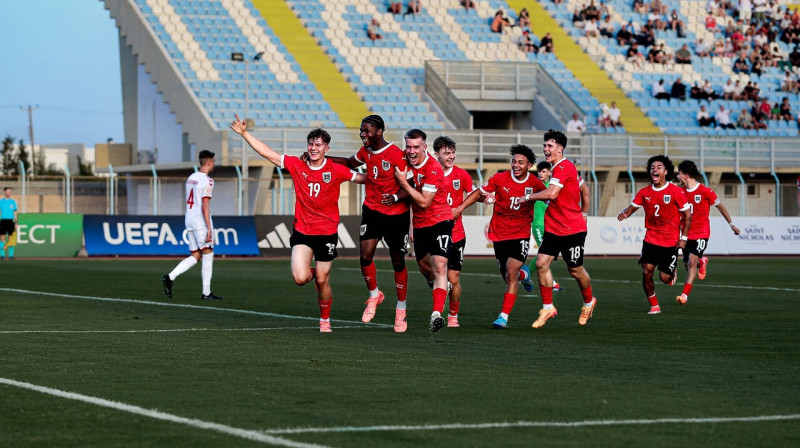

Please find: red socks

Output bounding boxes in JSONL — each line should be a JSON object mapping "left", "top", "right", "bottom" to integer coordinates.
{"left": 318, "top": 299, "right": 332, "bottom": 320}
{"left": 449, "top": 300, "right": 460, "bottom": 317}
{"left": 501, "top": 292, "right": 517, "bottom": 315}
{"left": 648, "top": 294, "right": 659, "bottom": 307}
{"left": 394, "top": 268, "right": 408, "bottom": 302}
{"left": 581, "top": 285, "right": 593, "bottom": 305}
{"left": 433, "top": 288, "right": 447, "bottom": 313}
{"left": 682, "top": 283, "right": 693, "bottom": 296}
{"left": 539, "top": 285, "right": 553, "bottom": 305}
{"left": 361, "top": 263, "right": 378, "bottom": 291}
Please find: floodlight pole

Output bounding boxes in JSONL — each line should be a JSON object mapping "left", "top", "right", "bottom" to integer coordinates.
{"left": 231, "top": 52, "right": 263, "bottom": 215}
{"left": 20, "top": 105, "right": 39, "bottom": 177}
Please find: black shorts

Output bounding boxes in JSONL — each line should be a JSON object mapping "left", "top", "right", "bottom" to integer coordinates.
{"left": 360, "top": 205, "right": 410, "bottom": 253}
{"left": 493, "top": 238, "right": 530, "bottom": 268}
{"left": 639, "top": 241, "right": 679, "bottom": 276}
{"left": 538, "top": 231, "right": 586, "bottom": 268}
{"left": 683, "top": 238, "right": 709, "bottom": 262}
{"left": 413, "top": 220, "right": 453, "bottom": 261}
{"left": 0, "top": 219, "right": 14, "bottom": 236}
{"left": 448, "top": 238, "right": 466, "bottom": 272}
{"left": 290, "top": 231, "right": 338, "bottom": 262}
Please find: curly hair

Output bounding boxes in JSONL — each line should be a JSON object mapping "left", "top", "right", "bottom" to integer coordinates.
{"left": 647, "top": 155, "right": 675, "bottom": 181}
{"left": 510, "top": 144, "right": 536, "bottom": 164}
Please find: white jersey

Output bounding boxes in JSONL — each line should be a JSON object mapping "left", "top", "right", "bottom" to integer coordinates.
{"left": 185, "top": 171, "right": 214, "bottom": 230}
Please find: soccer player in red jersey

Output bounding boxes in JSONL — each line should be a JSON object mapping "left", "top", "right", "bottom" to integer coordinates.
{"left": 329, "top": 115, "right": 411, "bottom": 326}
{"left": 457, "top": 145, "right": 545, "bottom": 328}
{"left": 675, "top": 160, "right": 740, "bottom": 305}
{"left": 393, "top": 129, "right": 455, "bottom": 333}
{"left": 433, "top": 136, "right": 476, "bottom": 328}
{"left": 521, "top": 130, "right": 597, "bottom": 329}
{"left": 618, "top": 155, "right": 691, "bottom": 315}
{"left": 230, "top": 116, "right": 366, "bottom": 332}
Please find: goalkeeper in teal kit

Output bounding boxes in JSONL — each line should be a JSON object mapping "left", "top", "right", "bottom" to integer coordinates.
{"left": 523, "top": 162, "right": 590, "bottom": 292}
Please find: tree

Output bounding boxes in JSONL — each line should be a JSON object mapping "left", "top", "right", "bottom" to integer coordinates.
{"left": 16, "top": 139, "right": 30, "bottom": 175}
{"left": 1, "top": 135, "right": 14, "bottom": 175}
{"left": 34, "top": 146, "right": 47, "bottom": 176}
{"left": 77, "top": 155, "right": 94, "bottom": 176}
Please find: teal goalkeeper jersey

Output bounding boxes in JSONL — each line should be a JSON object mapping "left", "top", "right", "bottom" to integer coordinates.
{"left": 0, "top": 198, "right": 17, "bottom": 220}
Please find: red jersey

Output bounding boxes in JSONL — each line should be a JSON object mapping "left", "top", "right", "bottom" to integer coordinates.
{"left": 632, "top": 182, "right": 690, "bottom": 247}
{"left": 682, "top": 183, "right": 719, "bottom": 239}
{"left": 354, "top": 143, "right": 409, "bottom": 215}
{"left": 408, "top": 153, "right": 452, "bottom": 229}
{"left": 283, "top": 155, "right": 357, "bottom": 235}
{"left": 546, "top": 158, "right": 587, "bottom": 236}
{"left": 440, "top": 165, "right": 475, "bottom": 242}
{"left": 481, "top": 170, "right": 546, "bottom": 242}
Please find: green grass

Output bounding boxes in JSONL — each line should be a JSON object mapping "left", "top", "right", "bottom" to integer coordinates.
{"left": 1, "top": 257, "right": 799, "bottom": 447}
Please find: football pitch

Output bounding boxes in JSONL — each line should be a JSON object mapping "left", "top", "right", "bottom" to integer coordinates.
{"left": 1, "top": 257, "right": 799, "bottom": 447}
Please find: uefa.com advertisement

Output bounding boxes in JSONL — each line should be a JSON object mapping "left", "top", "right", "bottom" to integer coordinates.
{"left": 83, "top": 215, "right": 260, "bottom": 256}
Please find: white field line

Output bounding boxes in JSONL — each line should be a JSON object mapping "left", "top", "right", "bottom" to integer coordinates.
{"left": 340, "top": 268, "right": 800, "bottom": 293}
{"left": 0, "top": 325, "right": 366, "bottom": 334}
{"left": 261, "top": 414, "right": 800, "bottom": 435}
{"left": 0, "top": 287, "right": 393, "bottom": 329}
{"left": 0, "top": 377, "right": 328, "bottom": 448}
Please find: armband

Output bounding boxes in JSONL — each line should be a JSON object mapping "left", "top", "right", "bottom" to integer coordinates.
{"left": 524, "top": 194, "right": 531, "bottom": 201}
{"left": 391, "top": 194, "right": 398, "bottom": 202}
{"left": 582, "top": 212, "right": 589, "bottom": 217}
{"left": 680, "top": 235, "right": 688, "bottom": 241}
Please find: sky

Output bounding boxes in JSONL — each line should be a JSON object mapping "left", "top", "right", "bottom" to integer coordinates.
{"left": 0, "top": 0, "right": 123, "bottom": 147}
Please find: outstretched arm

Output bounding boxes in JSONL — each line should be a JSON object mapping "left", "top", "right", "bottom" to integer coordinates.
{"left": 230, "top": 114, "right": 282, "bottom": 166}
{"left": 453, "top": 189, "right": 485, "bottom": 219}
{"left": 523, "top": 183, "right": 561, "bottom": 203}
{"left": 617, "top": 204, "right": 639, "bottom": 221}
{"left": 715, "top": 203, "right": 740, "bottom": 235}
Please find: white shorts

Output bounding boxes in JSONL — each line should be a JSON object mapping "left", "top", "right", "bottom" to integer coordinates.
{"left": 185, "top": 228, "right": 214, "bottom": 252}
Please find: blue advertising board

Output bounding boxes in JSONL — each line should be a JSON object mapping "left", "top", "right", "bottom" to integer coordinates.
{"left": 83, "top": 215, "right": 259, "bottom": 256}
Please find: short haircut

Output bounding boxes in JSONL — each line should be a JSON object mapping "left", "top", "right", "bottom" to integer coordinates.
{"left": 433, "top": 136, "right": 456, "bottom": 152}
{"left": 647, "top": 155, "right": 675, "bottom": 181}
{"left": 537, "top": 161, "right": 552, "bottom": 171}
{"left": 677, "top": 160, "right": 700, "bottom": 179}
{"left": 510, "top": 144, "right": 536, "bottom": 164}
{"left": 307, "top": 128, "right": 331, "bottom": 145}
{"left": 361, "top": 114, "right": 385, "bottom": 131}
{"left": 543, "top": 129, "right": 568, "bottom": 149}
{"left": 404, "top": 128, "right": 427, "bottom": 141}
{"left": 3, "top": 187, "right": 11, "bottom": 192}
{"left": 198, "top": 150, "right": 215, "bottom": 164}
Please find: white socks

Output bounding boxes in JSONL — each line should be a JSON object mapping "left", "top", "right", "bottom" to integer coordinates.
{"left": 169, "top": 256, "right": 197, "bottom": 280}
{"left": 201, "top": 252, "right": 213, "bottom": 296}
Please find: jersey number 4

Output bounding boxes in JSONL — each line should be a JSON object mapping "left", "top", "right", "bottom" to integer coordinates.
{"left": 187, "top": 190, "right": 195, "bottom": 209}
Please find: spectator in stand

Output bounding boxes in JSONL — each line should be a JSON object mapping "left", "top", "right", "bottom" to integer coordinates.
{"left": 651, "top": 0, "right": 668, "bottom": 14}
{"left": 540, "top": 32, "right": 554, "bottom": 53}
{"left": 742, "top": 81, "right": 756, "bottom": 101}
{"left": 789, "top": 45, "right": 800, "bottom": 68}
{"left": 782, "top": 71, "right": 799, "bottom": 93}
{"left": 460, "top": 0, "right": 475, "bottom": 10}
{"left": 647, "top": 42, "right": 669, "bottom": 65}
{"left": 722, "top": 79, "right": 737, "bottom": 99}
{"left": 733, "top": 79, "right": 745, "bottom": 99}
{"left": 711, "top": 39, "right": 727, "bottom": 57}
{"left": 690, "top": 82, "right": 704, "bottom": 99}
{"left": 779, "top": 97, "right": 794, "bottom": 121}
{"left": 752, "top": 101, "right": 769, "bottom": 129}
{"left": 739, "top": 0, "right": 753, "bottom": 24}
{"left": 737, "top": 108, "right": 755, "bottom": 129}
{"left": 633, "top": 0, "right": 648, "bottom": 14}
{"left": 750, "top": 55, "right": 764, "bottom": 75}
{"left": 491, "top": 10, "right": 511, "bottom": 33}
{"left": 705, "top": 12, "right": 718, "bottom": 30}
{"left": 518, "top": 30, "right": 539, "bottom": 53}
{"left": 652, "top": 79, "right": 671, "bottom": 99}
{"left": 753, "top": 0, "right": 767, "bottom": 24}
{"left": 696, "top": 38, "right": 711, "bottom": 57}
{"left": 367, "top": 18, "right": 382, "bottom": 41}
{"left": 697, "top": 105, "right": 716, "bottom": 127}
{"left": 702, "top": 79, "right": 718, "bottom": 100}
{"left": 716, "top": 105, "right": 736, "bottom": 129}
{"left": 585, "top": 17, "right": 600, "bottom": 37}
{"left": 627, "top": 43, "right": 645, "bottom": 68}
{"left": 669, "top": 9, "right": 686, "bottom": 36}
{"left": 636, "top": 20, "right": 656, "bottom": 47}
{"left": 405, "top": 0, "right": 421, "bottom": 16}
{"left": 600, "top": 101, "right": 623, "bottom": 129}
{"left": 649, "top": 9, "right": 667, "bottom": 31}
{"left": 723, "top": 37, "right": 736, "bottom": 57}
{"left": 675, "top": 44, "right": 693, "bottom": 64}
{"left": 566, "top": 113, "right": 585, "bottom": 133}
{"left": 388, "top": 1, "right": 402, "bottom": 14}
{"left": 600, "top": 16, "right": 616, "bottom": 38}
{"left": 671, "top": 77, "right": 687, "bottom": 99}
{"left": 733, "top": 51, "right": 751, "bottom": 73}
{"left": 584, "top": 1, "right": 600, "bottom": 21}
{"left": 518, "top": 7, "right": 531, "bottom": 28}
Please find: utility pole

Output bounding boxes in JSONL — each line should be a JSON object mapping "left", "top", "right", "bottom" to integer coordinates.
{"left": 20, "top": 105, "right": 39, "bottom": 176}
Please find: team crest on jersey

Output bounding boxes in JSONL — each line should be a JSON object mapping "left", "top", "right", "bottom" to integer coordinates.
{"left": 417, "top": 173, "right": 424, "bottom": 184}
{"left": 525, "top": 187, "right": 533, "bottom": 196}
{"left": 663, "top": 195, "right": 671, "bottom": 204}
{"left": 695, "top": 194, "right": 701, "bottom": 203}
{"left": 382, "top": 160, "right": 391, "bottom": 171}
{"left": 322, "top": 172, "right": 331, "bottom": 183}
{"left": 452, "top": 179, "right": 461, "bottom": 190}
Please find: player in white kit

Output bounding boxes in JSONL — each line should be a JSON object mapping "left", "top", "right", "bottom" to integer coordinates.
{"left": 161, "top": 150, "right": 222, "bottom": 300}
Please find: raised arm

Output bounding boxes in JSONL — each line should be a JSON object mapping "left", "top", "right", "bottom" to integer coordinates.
{"left": 617, "top": 204, "right": 639, "bottom": 221}
{"left": 230, "top": 114, "right": 282, "bottom": 166}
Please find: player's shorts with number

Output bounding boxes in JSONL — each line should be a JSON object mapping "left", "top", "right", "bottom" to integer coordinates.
{"left": 538, "top": 231, "right": 587, "bottom": 268}
{"left": 683, "top": 238, "right": 709, "bottom": 262}
{"left": 186, "top": 228, "right": 214, "bottom": 252}
{"left": 360, "top": 204, "right": 410, "bottom": 253}
{"left": 493, "top": 238, "right": 530, "bottom": 265}
{"left": 448, "top": 238, "right": 466, "bottom": 272}
{"left": 413, "top": 220, "right": 453, "bottom": 261}
{"left": 639, "top": 241, "right": 679, "bottom": 276}
{"left": 290, "top": 231, "right": 338, "bottom": 262}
